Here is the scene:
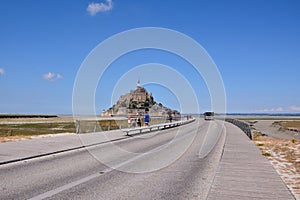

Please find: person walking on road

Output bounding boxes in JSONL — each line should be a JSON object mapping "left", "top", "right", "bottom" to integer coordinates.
{"left": 144, "top": 110, "right": 150, "bottom": 126}
{"left": 137, "top": 117, "right": 141, "bottom": 127}
{"left": 127, "top": 116, "right": 131, "bottom": 128}
{"left": 132, "top": 118, "right": 136, "bottom": 127}
{"left": 169, "top": 114, "right": 173, "bottom": 123}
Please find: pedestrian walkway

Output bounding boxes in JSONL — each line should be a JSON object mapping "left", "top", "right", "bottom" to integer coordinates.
{"left": 207, "top": 122, "right": 295, "bottom": 200}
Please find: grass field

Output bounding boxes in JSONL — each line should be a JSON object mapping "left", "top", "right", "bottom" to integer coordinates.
{"left": 0, "top": 116, "right": 169, "bottom": 137}
{"left": 0, "top": 122, "right": 76, "bottom": 136}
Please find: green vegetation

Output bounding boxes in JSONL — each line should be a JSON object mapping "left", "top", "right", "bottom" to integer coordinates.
{"left": 252, "top": 130, "right": 263, "bottom": 139}
{"left": 112, "top": 105, "right": 118, "bottom": 113}
{"left": 0, "top": 114, "right": 57, "bottom": 118}
{"left": 120, "top": 101, "right": 127, "bottom": 107}
{"left": 262, "top": 151, "right": 271, "bottom": 157}
{"left": 0, "top": 122, "right": 76, "bottom": 136}
{"left": 144, "top": 102, "right": 149, "bottom": 108}
{"left": 129, "top": 101, "right": 137, "bottom": 109}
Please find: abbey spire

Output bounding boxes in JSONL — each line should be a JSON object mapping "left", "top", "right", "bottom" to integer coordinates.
{"left": 137, "top": 79, "right": 141, "bottom": 88}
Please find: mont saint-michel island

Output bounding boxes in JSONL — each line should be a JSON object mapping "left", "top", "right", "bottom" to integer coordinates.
{"left": 102, "top": 80, "right": 180, "bottom": 117}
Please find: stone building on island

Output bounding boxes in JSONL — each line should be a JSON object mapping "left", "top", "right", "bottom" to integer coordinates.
{"left": 101, "top": 80, "right": 180, "bottom": 117}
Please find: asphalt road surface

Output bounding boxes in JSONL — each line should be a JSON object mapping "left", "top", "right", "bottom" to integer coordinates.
{"left": 0, "top": 119, "right": 225, "bottom": 200}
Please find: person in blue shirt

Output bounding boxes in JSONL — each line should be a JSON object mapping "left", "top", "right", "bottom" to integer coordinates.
{"left": 144, "top": 110, "right": 150, "bottom": 126}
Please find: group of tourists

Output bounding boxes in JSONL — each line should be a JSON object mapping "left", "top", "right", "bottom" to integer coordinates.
{"left": 127, "top": 110, "right": 150, "bottom": 128}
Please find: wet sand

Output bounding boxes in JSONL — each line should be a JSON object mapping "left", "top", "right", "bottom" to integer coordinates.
{"left": 254, "top": 120, "right": 300, "bottom": 140}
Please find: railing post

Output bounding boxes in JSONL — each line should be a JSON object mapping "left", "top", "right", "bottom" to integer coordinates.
{"left": 93, "top": 124, "right": 97, "bottom": 132}
{"left": 76, "top": 120, "right": 80, "bottom": 134}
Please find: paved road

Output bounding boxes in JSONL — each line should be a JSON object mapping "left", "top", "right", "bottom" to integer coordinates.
{"left": 0, "top": 119, "right": 226, "bottom": 200}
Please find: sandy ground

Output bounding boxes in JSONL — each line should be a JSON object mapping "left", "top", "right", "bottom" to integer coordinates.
{"left": 252, "top": 120, "right": 300, "bottom": 200}
{"left": 254, "top": 136, "right": 300, "bottom": 200}
{"left": 0, "top": 135, "right": 32, "bottom": 142}
{"left": 0, "top": 133, "right": 76, "bottom": 143}
{"left": 254, "top": 120, "right": 300, "bottom": 140}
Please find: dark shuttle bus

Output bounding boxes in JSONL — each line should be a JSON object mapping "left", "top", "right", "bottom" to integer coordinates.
{"left": 204, "top": 112, "right": 214, "bottom": 120}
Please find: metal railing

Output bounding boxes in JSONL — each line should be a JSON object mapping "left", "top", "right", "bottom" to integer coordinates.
{"left": 122, "top": 118, "right": 195, "bottom": 136}
{"left": 75, "top": 118, "right": 196, "bottom": 135}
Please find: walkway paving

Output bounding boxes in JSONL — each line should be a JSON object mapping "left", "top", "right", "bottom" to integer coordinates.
{"left": 207, "top": 122, "right": 295, "bottom": 200}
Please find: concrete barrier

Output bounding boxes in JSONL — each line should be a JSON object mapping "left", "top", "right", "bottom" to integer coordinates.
{"left": 225, "top": 118, "right": 252, "bottom": 140}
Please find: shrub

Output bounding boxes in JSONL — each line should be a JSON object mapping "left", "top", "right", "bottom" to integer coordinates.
{"left": 262, "top": 151, "right": 271, "bottom": 157}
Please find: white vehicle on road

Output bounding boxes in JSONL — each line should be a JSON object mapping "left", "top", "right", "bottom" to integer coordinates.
{"left": 204, "top": 112, "right": 214, "bottom": 120}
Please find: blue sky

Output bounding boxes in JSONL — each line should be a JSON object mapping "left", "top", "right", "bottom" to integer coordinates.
{"left": 0, "top": 0, "right": 300, "bottom": 114}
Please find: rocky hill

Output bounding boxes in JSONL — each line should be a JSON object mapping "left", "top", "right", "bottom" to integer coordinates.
{"left": 102, "top": 80, "right": 180, "bottom": 117}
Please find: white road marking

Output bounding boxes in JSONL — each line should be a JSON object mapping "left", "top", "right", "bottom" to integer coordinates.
{"left": 29, "top": 121, "right": 202, "bottom": 199}
{"left": 28, "top": 173, "right": 102, "bottom": 200}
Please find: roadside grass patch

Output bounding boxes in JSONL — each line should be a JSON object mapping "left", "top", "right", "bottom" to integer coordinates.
{"left": 262, "top": 151, "right": 271, "bottom": 156}
{"left": 252, "top": 130, "right": 263, "bottom": 140}
{"left": 0, "top": 122, "right": 76, "bottom": 137}
{"left": 256, "top": 142, "right": 264, "bottom": 146}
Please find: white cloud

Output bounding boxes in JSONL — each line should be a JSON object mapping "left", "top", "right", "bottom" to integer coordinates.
{"left": 257, "top": 106, "right": 300, "bottom": 113}
{"left": 256, "top": 107, "right": 284, "bottom": 112}
{"left": 87, "top": 0, "right": 113, "bottom": 16}
{"left": 56, "top": 74, "right": 63, "bottom": 79}
{"left": 43, "top": 72, "right": 63, "bottom": 82}
{"left": 288, "top": 106, "right": 300, "bottom": 112}
{"left": 0, "top": 68, "right": 5, "bottom": 75}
